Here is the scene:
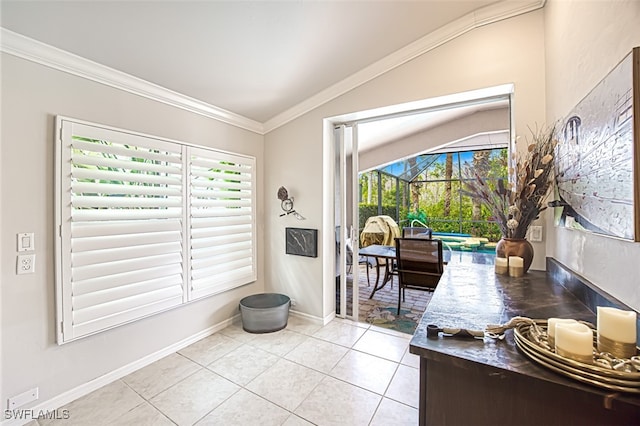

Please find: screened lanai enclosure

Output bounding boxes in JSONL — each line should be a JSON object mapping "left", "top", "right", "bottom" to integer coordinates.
{"left": 358, "top": 147, "right": 508, "bottom": 246}
{"left": 334, "top": 91, "right": 511, "bottom": 322}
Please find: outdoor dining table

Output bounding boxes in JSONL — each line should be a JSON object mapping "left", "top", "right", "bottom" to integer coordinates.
{"left": 358, "top": 244, "right": 397, "bottom": 299}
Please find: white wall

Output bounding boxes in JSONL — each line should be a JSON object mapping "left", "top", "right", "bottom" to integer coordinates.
{"left": 544, "top": 0, "right": 640, "bottom": 311}
{"left": 264, "top": 10, "right": 546, "bottom": 319}
{"left": 11, "top": 0, "right": 637, "bottom": 411}
{"left": 0, "top": 54, "right": 264, "bottom": 408}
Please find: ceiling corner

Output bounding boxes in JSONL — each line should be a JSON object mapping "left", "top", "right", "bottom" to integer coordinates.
{"left": 263, "top": 0, "right": 545, "bottom": 134}
{"left": 0, "top": 27, "right": 265, "bottom": 135}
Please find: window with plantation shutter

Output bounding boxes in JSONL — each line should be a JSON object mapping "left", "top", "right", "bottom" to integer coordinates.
{"left": 189, "top": 147, "right": 256, "bottom": 300}
{"left": 55, "top": 117, "right": 256, "bottom": 343}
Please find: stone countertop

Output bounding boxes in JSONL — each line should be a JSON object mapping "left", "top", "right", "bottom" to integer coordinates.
{"left": 409, "top": 262, "right": 640, "bottom": 405}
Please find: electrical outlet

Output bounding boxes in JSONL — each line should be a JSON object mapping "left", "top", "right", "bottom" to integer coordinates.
{"left": 7, "top": 387, "right": 38, "bottom": 409}
{"left": 17, "top": 254, "right": 36, "bottom": 275}
{"left": 291, "top": 299, "right": 297, "bottom": 307}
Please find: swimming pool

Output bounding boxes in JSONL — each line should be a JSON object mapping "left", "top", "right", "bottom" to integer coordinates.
{"left": 432, "top": 232, "right": 498, "bottom": 253}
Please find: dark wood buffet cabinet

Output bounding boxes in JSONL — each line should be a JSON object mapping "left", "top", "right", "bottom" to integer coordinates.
{"left": 409, "top": 258, "right": 640, "bottom": 426}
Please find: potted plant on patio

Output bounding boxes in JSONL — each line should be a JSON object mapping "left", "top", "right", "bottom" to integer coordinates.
{"left": 462, "top": 125, "right": 557, "bottom": 273}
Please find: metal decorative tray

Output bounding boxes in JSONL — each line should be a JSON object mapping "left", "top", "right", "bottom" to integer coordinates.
{"left": 513, "top": 320, "right": 640, "bottom": 393}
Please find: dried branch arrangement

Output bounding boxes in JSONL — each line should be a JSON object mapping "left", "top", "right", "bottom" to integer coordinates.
{"left": 463, "top": 125, "right": 557, "bottom": 239}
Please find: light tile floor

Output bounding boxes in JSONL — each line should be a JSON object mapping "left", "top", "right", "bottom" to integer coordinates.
{"left": 34, "top": 316, "right": 420, "bottom": 426}
{"left": 346, "top": 264, "right": 433, "bottom": 330}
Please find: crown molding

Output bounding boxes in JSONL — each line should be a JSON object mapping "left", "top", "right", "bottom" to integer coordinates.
{"left": 263, "top": 0, "right": 545, "bottom": 133}
{"left": 0, "top": 28, "right": 265, "bottom": 134}
{"left": 1, "top": 0, "right": 544, "bottom": 136}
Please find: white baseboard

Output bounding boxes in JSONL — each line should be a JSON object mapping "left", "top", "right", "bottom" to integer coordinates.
{"left": 285, "top": 308, "right": 344, "bottom": 327}
{"left": 322, "top": 311, "right": 337, "bottom": 325}
{"left": 288, "top": 309, "right": 324, "bottom": 325}
{"left": 289, "top": 308, "right": 335, "bottom": 326}
{"left": 1, "top": 315, "right": 239, "bottom": 426}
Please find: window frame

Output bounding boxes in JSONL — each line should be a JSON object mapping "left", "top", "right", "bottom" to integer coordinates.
{"left": 55, "top": 116, "right": 257, "bottom": 344}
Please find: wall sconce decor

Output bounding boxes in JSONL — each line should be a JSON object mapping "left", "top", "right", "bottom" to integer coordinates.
{"left": 277, "top": 186, "right": 305, "bottom": 220}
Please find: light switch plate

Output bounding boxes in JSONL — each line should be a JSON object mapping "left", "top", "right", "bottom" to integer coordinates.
{"left": 529, "top": 225, "right": 543, "bottom": 242}
{"left": 17, "top": 233, "right": 34, "bottom": 252}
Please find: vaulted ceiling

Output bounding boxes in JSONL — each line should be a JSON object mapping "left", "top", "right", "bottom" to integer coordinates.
{"left": 1, "top": 0, "right": 542, "bottom": 132}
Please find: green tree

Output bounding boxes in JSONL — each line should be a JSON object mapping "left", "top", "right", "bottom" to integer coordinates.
{"left": 444, "top": 153, "right": 453, "bottom": 216}
{"left": 471, "top": 150, "right": 490, "bottom": 220}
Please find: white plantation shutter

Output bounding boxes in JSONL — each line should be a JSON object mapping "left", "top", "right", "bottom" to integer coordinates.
{"left": 56, "top": 117, "right": 256, "bottom": 343}
{"left": 189, "top": 147, "right": 256, "bottom": 299}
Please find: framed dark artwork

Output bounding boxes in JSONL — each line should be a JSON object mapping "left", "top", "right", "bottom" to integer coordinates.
{"left": 285, "top": 228, "right": 318, "bottom": 258}
{"left": 554, "top": 47, "right": 640, "bottom": 241}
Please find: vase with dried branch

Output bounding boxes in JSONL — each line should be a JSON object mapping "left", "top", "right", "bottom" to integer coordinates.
{"left": 463, "top": 125, "right": 557, "bottom": 272}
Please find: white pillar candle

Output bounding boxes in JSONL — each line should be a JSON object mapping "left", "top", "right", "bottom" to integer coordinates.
{"left": 495, "top": 257, "right": 508, "bottom": 266}
{"left": 597, "top": 307, "right": 637, "bottom": 343}
{"left": 495, "top": 257, "right": 508, "bottom": 275}
{"left": 547, "top": 318, "right": 578, "bottom": 346}
{"left": 555, "top": 322, "right": 594, "bottom": 363}
{"left": 508, "top": 256, "right": 524, "bottom": 277}
{"left": 508, "top": 256, "right": 523, "bottom": 267}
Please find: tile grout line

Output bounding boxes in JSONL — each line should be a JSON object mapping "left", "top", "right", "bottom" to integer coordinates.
{"left": 46, "top": 318, "right": 418, "bottom": 426}
{"left": 115, "top": 379, "right": 178, "bottom": 426}
{"left": 233, "top": 323, "right": 411, "bottom": 424}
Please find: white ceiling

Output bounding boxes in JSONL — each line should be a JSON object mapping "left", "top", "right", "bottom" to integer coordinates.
{"left": 1, "top": 0, "right": 507, "bottom": 123}
{"left": 357, "top": 100, "right": 509, "bottom": 152}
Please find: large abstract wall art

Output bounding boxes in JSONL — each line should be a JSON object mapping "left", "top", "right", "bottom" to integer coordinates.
{"left": 554, "top": 47, "right": 640, "bottom": 241}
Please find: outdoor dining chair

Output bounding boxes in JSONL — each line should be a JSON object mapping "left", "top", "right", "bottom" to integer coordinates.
{"left": 394, "top": 237, "right": 444, "bottom": 314}
{"left": 402, "top": 226, "right": 433, "bottom": 239}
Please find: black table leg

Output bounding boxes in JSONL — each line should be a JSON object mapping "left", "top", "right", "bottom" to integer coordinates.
{"left": 369, "top": 258, "right": 393, "bottom": 299}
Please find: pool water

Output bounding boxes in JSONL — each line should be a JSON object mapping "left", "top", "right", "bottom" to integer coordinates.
{"left": 432, "top": 232, "right": 498, "bottom": 253}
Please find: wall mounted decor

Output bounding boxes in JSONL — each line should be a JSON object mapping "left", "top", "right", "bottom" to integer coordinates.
{"left": 277, "top": 186, "right": 305, "bottom": 220}
{"left": 554, "top": 47, "right": 640, "bottom": 241}
{"left": 285, "top": 228, "right": 318, "bottom": 258}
